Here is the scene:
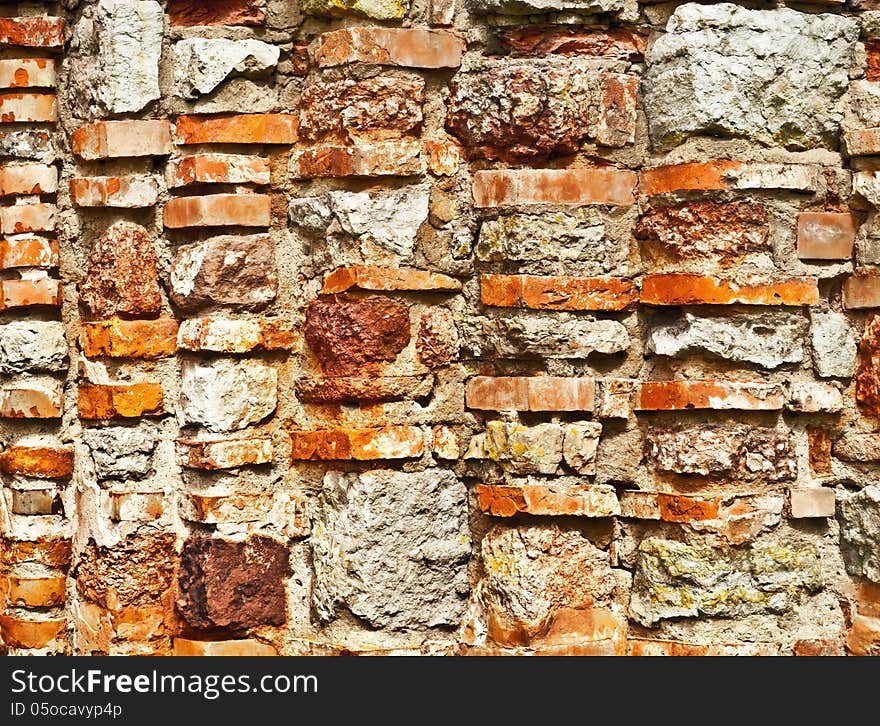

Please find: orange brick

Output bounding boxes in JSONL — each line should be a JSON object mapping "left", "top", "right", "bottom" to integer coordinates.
{"left": 173, "top": 638, "right": 277, "bottom": 656}
{"left": 2, "top": 574, "right": 65, "bottom": 607}
{"left": 476, "top": 484, "right": 620, "bottom": 517}
{"left": 627, "top": 638, "right": 778, "bottom": 656}
{"left": 80, "top": 318, "right": 179, "bottom": 359}
{"left": 163, "top": 194, "right": 271, "bottom": 228}
{"left": 619, "top": 491, "right": 723, "bottom": 522}
{"left": 1, "top": 277, "right": 61, "bottom": 309}
{"left": 789, "top": 487, "right": 835, "bottom": 518}
{"left": 295, "top": 376, "right": 433, "bottom": 403}
{"left": 0, "top": 92, "right": 56, "bottom": 122}
{"left": 808, "top": 427, "right": 832, "bottom": 475}
{"left": 0, "top": 615, "right": 65, "bottom": 649}
{"left": 77, "top": 383, "right": 164, "bottom": 420}
{"left": 289, "top": 425, "right": 424, "bottom": 460}
{"left": 166, "top": 153, "right": 270, "bottom": 187}
{"left": 290, "top": 141, "right": 424, "bottom": 178}
{"left": 844, "top": 275, "right": 880, "bottom": 309}
{"left": 0, "top": 58, "right": 55, "bottom": 89}
{"left": 0, "top": 163, "right": 56, "bottom": 196}
{"left": 72, "top": 120, "right": 173, "bottom": 160}
{"left": 176, "top": 437, "right": 273, "bottom": 469}
{"left": 639, "top": 160, "right": 742, "bottom": 195}
{"left": 472, "top": 168, "right": 636, "bottom": 207}
{"left": 597, "top": 72, "right": 639, "bottom": 147}
{"left": 177, "top": 318, "right": 297, "bottom": 353}
{"left": 70, "top": 176, "right": 158, "bottom": 208}
{"left": 0, "top": 17, "right": 65, "bottom": 48}
{"left": 635, "top": 380, "right": 785, "bottom": 411}
{"left": 844, "top": 128, "right": 880, "bottom": 157}
{"left": 174, "top": 114, "right": 298, "bottom": 145}
{"left": 0, "top": 202, "right": 55, "bottom": 233}
{"left": 314, "top": 28, "right": 463, "bottom": 69}
{"left": 0, "top": 236, "right": 57, "bottom": 269}
{"left": 322, "top": 266, "right": 461, "bottom": 294}
{"left": 0, "top": 535, "right": 71, "bottom": 567}
{"left": 484, "top": 606, "right": 627, "bottom": 653}
{"left": 640, "top": 274, "right": 819, "bottom": 306}
{"left": 0, "top": 446, "right": 73, "bottom": 478}
{"left": 481, "top": 273, "right": 637, "bottom": 311}
{"left": 847, "top": 613, "right": 880, "bottom": 655}
{"left": 856, "top": 581, "right": 880, "bottom": 619}
{"left": 0, "top": 381, "right": 62, "bottom": 418}
{"left": 466, "top": 376, "right": 595, "bottom": 412}
{"left": 797, "top": 212, "right": 855, "bottom": 260}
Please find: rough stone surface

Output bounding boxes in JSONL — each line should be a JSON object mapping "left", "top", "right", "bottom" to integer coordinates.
{"left": 857, "top": 313, "right": 880, "bottom": 416}
{"left": 180, "top": 357, "right": 278, "bottom": 432}
{"left": 838, "top": 486, "right": 880, "bottom": 584}
{"left": 466, "top": 0, "right": 624, "bottom": 17}
{"left": 629, "top": 538, "right": 823, "bottom": 626}
{"left": 83, "top": 426, "right": 157, "bottom": 481}
{"left": 416, "top": 308, "right": 458, "bottom": 369}
{"left": 0, "top": 322, "right": 67, "bottom": 373}
{"left": 312, "top": 468, "right": 470, "bottom": 629}
{"left": 301, "top": 0, "right": 409, "bottom": 19}
{"left": 79, "top": 222, "right": 161, "bottom": 319}
{"left": 811, "top": 312, "right": 857, "bottom": 379}
{"left": 174, "top": 38, "right": 279, "bottom": 98}
{"left": 647, "top": 312, "right": 806, "bottom": 369}
{"left": 644, "top": 5, "right": 858, "bottom": 150}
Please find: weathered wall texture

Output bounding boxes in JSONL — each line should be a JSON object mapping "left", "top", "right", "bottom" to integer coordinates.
{"left": 1, "top": 0, "right": 880, "bottom": 657}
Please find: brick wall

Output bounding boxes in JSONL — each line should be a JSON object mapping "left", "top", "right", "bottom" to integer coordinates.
{"left": 0, "top": 0, "right": 878, "bottom": 657}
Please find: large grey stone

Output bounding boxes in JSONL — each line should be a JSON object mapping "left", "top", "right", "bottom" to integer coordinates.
{"left": 0, "top": 322, "right": 67, "bottom": 374}
{"left": 460, "top": 314, "right": 629, "bottom": 359}
{"left": 644, "top": 4, "right": 857, "bottom": 150}
{"left": 811, "top": 312, "right": 857, "bottom": 379}
{"left": 647, "top": 312, "right": 806, "bottom": 369}
{"left": 629, "top": 537, "right": 822, "bottom": 626}
{"left": 466, "top": 0, "right": 623, "bottom": 16}
{"left": 312, "top": 468, "right": 470, "bottom": 629}
{"left": 174, "top": 38, "right": 280, "bottom": 99}
{"left": 180, "top": 358, "right": 278, "bottom": 432}
{"left": 83, "top": 425, "right": 158, "bottom": 481}
{"left": 838, "top": 485, "right": 880, "bottom": 584}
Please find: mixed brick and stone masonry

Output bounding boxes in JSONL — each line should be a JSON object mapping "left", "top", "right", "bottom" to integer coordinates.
{"left": 1, "top": 0, "right": 880, "bottom": 657}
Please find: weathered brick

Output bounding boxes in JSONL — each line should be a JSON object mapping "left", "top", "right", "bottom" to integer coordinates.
{"left": 596, "top": 378, "right": 635, "bottom": 419}
{"left": 844, "top": 128, "right": 880, "bottom": 157}
{"left": 174, "top": 114, "right": 298, "bottom": 145}
{"left": 636, "top": 380, "right": 785, "bottom": 411}
{"left": 785, "top": 381, "right": 843, "bottom": 414}
{"left": 0, "top": 163, "right": 56, "bottom": 197}
{"left": 289, "top": 141, "right": 425, "bottom": 178}
{"left": 290, "top": 425, "right": 424, "bottom": 460}
{"left": 72, "top": 120, "right": 173, "bottom": 160}
{"left": 2, "top": 574, "right": 66, "bottom": 608}
{"left": 77, "top": 383, "right": 164, "bottom": 420}
{"left": 295, "top": 376, "right": 433, "bottom": 403}
{"left": 165, "top": 154, "right": 270, "bottom": 188}
{"left": 0, "top": 379, "right": 63, "bottom": 418}
{"left": 109, "top": 492, "right": 164, "bottom": 522}
{"left": 314, "top": 28, "right": 463, "bottom": 69}
{"left": 173, "top": 638, "right": 277, "bottom": 656}
{"left": 323, "top": 266, "right": 461, "bottom": 294}
{"left": 0, "top": 129, "right": 54, "bottom": 162}
{"left": 179, "top": 491, "right": 278, "bottom": 524}
{"left": 0, "top": 203, "right": 55, "bottom": 234}
{"left": 639, "top": 161, "right": 819, "bottom": 196}
{"left": 167, "top": 0, "right": 267, "bottom": 26}
{"left": 11, "top": 488, "right": 57, "bottom": 515}
{"left": 481, "top": 273, "right": 637, "bottom": 311}
{"left": 473, "top": 168, "right": 636, "bottom": 207}
{"left": 0, "top": 536, "right": 71, "bottom": 568}
{"left": 847, "top": 613, "right": 880, "bottom": 655}
{"left": 417, "top": 308, "right": 459, "bottom": 368}
{"left": 627, "top": 639, "right": 779, "bottom": 657}
{"left": 0, "top": 59, "right": 56, "bottom": 89}
{"left": 641, "top": 274, "right": 819, "bottom": 306}
{"left": 176, "top": 437, "right": 273, "bottom": 469}
{"left": 500, "top": 26, "right": 647, "bottom": 60}
{"left": 857, "top": 313, "right": 880, "bottom": 416}
{"left": 0, "top": 616, "right": 66, "bottom": 650}
{"left": 844, "top": 275, "right": 880, "bottom": 309}
{"left": 789, "top": 488, "right": 835, "bottom": 518}
{"left": 797, "top": 212, "right": 855, "bottom": 260}
{"left": 80, "top": 319, "right": 178, "bottom": 359}
{"left": 0, "top": 446, "right": 73, "bottom": 478}
{"left": 809, "top": 427, "right": 833, "bottom": 475}
{"left": 1, "top": 278, "right": 61, "bottom": 309}
{"left": 0, "top": 17, "right": 65, "bottom": 48}
{"left": 70, "top": 176, "right": 158, "bottom": 208}
{"left": 0, "top": 92, "right": 55, "bottom": 123}
{"left": 164, "top": 194, "right": 271, "bottom": 228}
{"left": 793, "top": 639, "right": 845, "bottom": 657}
{"left": 177, "top": 318, "right": 296, "bottom": 353}
{"left": 476, "top": 484, "right": 619, "bottom": 517}
{"left": 466, "top": 376, "right": 595, "bottom": 412}
{"left": 0, "top": 236, "right": 57, "bottom": 269}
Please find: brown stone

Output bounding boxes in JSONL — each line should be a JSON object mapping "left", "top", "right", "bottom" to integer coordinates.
{"left": 472, "top": 168, "right": 636, "bottom": 207}
{"left": 296, "top": 376, "right": 433, "bottom": 403}
{"left": 164, "top": 194, "right": 271, "bottom": 229}
{"left": 1, "top": 536, "right": 71, "bottom": 568}
{"left": 289, "top": 141, "right": 424, "bottom": 178}
{"left": 173, "top": 638, "right": 277, "bottom": 656}
{"left": 856, "top": 581, "right": 880, "bottom": 618}
{"left": 0, "top": 446, "right": 73, "bottom": 478}
{"left": 299, "top": 77, "right": 425, "bottom": 143}
{"left": 72, "top": 120, "right": 173, "bottom": 160}
{"left": 808, "top": 427, "right": 833, "bottom": 474}
{"left": 79, "top": 222, "right": 162, "bottom": 318}
{"left": 868, "top": 39, "right": 880, "bottom": 82}
{"left": 0, "top": 236, "right": 58, "bottom": 270}
{"left": 481, "top": 273, "right": 637, "bottom": 311}
{"left": 314, "top": 28, "right": 463, "bottom": 69}
{"left": 476, "top": 484, "right": 620, "bottom": 517}
{"left": 304, "top": 297, "right": 410, "bottom": 376}
{"left": 176, "top": 437, "right": 273, "bottom": 469}
{"left": 635, "top": 202, "right": 769, "bottom": 262}
{"left": 797, "top": 212, "right": 855, "bottom": 260}
{"left": 466, "top": 376, "right": 595, "bottom": 412}
{"left": 77, "top": 383, "right": 164, "bottom": 420}
{"left": 166, "top": 154, "right": 270, "bottom": 188}
{"left": 641, "top": 274, "right": 819, "bottom": 306}
{"left": 857, "top": 313, "right": 880, "bottom": 416}
{"left": 0, "top": 17, "right": 65, "bottom": 48}
{"left": 80, "top": 318, "right": 178, "bottom": 359}
{"left": 176, "top": 536, "right": 290, "bottom": 630}
{"left": 1, "top": 278, "right": 61, "bottom": 309}
{"left": 167, "top": 0, "right": 267, "bottom": 26}
{"left": 322, "top": 266, "right": 460, "bottom": 294}
{"left": 76, "top": 532, "right": 177, "bottom": 609}
{"left": 844, "top": 275, "right": 880, "bottom": 309}
{"left": 636, "top": 380, "right": 785, "bottom": 411}
{"left": 174, "top": 114, "right": 298, "bottom": 145}
{"left": 289, "top": 426, "right": 424, "bottom": 460}
{"left": 417, "top": 307, "right": 459, "bottom": 368}
{"left": 3, "top": 575, "right": 65, "bottom": 607}
{"left": 832, "top": 431, "right": 880, "bottom": 461}
{"left": 500, "top": 26, "right": 647, "bottom": 60}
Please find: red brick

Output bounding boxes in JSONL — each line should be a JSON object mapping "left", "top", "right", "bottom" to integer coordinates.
{"left": 0, "top": 93, "right": 55, "bottom": 123}
{"left": 295, "top": 376, "right": 433, "bottom": 403}
{"left": 166, "top": 154, "right": 270, "bottom": 187}
{"left": 500, "top": 26, "right": 647, "bottom": 60}
{"left": 620, "top": 491, "right": 723, "bottom": 522}
{"left": 314, "top": 28, "right": 463, "bottom": 69}
{"left": 77, "top": 384, "right": 164, "bottom": 420}
{"left": 322, "top": 266, "right": 461, "bottom": 294}
{"left": 290, "top": 141, "right": 424, "bottom": 178}
{"left": 640, "top": 274, "right": 819, "bottom": 306}
{"left": 173, "top": 638, "right": 277, "bottom": 656}
{"left": 627, "top": 638, "right": 778, "bottom": 656}
{"left": 1, "top": 278, "right": 60, "bottom": 309}
{"left": 0, "top": 58, "right": 56, "bottom": 89}
{"left": 174, "top": 114, "right": 298, "bottom": 145}
{"left": 163, "top": 194, "right": 271, "bottom": 228}
{"left": 80, "top": 319, "right": 179, "bottom": 359}
{"left": 797, "top": 212, "right": 855, "bottom": 260}
{"left": 0, "top": 163, "right": 56, "bottom": 196}
{"left": 70, "top": 176, "right": 158, "bottom": 208}
{"left": 466, "top": 376, "right": 595, "bottom": 412}
{"left": 0, "top": 236, "right": 57, "bottom": 269}
{"left": 176, "top": 437, "right": 273, "bottom": 470}
{"left": 793, "top": 638, "right": 845, "bottom": 656}
{"left": 289, "top": 425, "right": 424, "bottom": 460}
{"left": 0, "top": 446, "right": 73, "bottom": 478}
{"left": 476, "top": 484, "right": 619, "bottom": 517}
{"left": 177, "top": 318, "right": 297, "bottom": 353}
{"left": 857, "top": 313, "right": 880, "bottom": 415}
{"left": 847, "top": 613, "right": 880, "bottom": 655}
{"left": 855, "top": 581, "right": 880, "bottom": 619}
{"left": 167, "top": 0, "right": 267, "bottom": 26}
{"left": 789, "top": 488, "right": 836, "bottom": 518}
{"left": 0, "top": 203, "right": 55, "bottom": 233}
{"left": 639, "top": 161, "right": 818, "bottom": 195}
{"left": 844, "top": 275, "right": 880, "bottom": 309}
{"left": 0, "top": 381, "right": 62, "bottom": 418}
{"left": 635, "top": 380, "right": 785, "bottom": 411}
{"left": 868, "top": 38, "right": 880, "bottom": 82}
{"left": 72, "top": 120, "right": 173, "bottom": 160}
{"left": 844, "top": 128, "right": 880, "bottom": 157}
{"left": 2, "top": 574, "right": 65, "bottom": 607}
{"left": 473, "top": 168, "right": 636, "bottom": 208}
{"left": 0, "top": 615, "right": 66, "bottom": 649}
{"left": 0, "top": 17, "right": 65, "bottom": 48}
{"left": 481, "top": 273, "right": 637, "bottom": 311}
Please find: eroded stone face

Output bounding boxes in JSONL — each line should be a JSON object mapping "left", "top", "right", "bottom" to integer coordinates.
{"left": 311, "top": 468, "right": 470, "bottom": 629}
{"left": 416, "top": 307, "right": 459, "bottom": 369}
{"left": 174, "top": 38, "right": 279, "bottom": 98}
{"left": 644, "top": 4, "right": 857, "bottom": 150}
{"left": 466, "top": 0, "right": 624, "bottom": 17}
{"left": 838, "top": 485, "right": 880, "bottom": 584}
{"left": 83, "top": 426, "right": 158, "bottom": 481}
{"left": 0, "top": 322, "right": 67, "bottom": 373}
{"left": 629, "top": 537, "right": 822, "bottom": 626}
{"left": 811, "top": 312, "right": 858, "bottom": 379}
